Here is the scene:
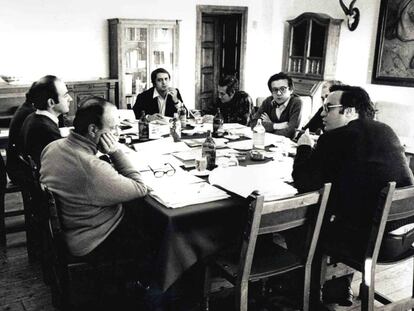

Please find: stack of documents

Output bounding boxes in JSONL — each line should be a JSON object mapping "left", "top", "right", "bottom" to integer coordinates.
{"left": 209, "top": 163, "right": 297, "bottom": 201}
{"left": 140, "top": 166, "right": 230, "bottom": 208}
{"left": 133, "top": 137, "right": 190, "bottom": 154}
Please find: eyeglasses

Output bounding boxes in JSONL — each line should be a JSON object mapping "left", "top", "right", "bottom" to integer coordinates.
{"left": 271, "top": 86, "right": 289, "bottom": 94}
{"left": 322, "top": 104, "right": 343, "bottom": 113}
{"left": 149, "top": 163, "right": 176, "bottom": 178}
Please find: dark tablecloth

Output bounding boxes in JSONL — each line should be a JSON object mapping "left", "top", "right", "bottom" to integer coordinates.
{"left": 143, "top": 195, "right": 246, "bottom": 291}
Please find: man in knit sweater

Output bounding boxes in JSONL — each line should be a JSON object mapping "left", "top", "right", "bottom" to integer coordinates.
{"left": 20, "top": 75, "right": 72, "bottom": 166}
{"left": 40, "top": 96, "right": 148, "bottom": 261}
{"left": 251, "top": 72, "right": 302, "bottom": 139}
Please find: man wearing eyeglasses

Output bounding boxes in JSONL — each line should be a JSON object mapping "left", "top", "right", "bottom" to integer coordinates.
{"left": 251, "top": 72, "right": 302, "bottom": 139}
{"left": 301, "top": 80, "right": 343, "bottom": 135}
{"left": 292, "top": 85, "right": 414, "bottom": 308}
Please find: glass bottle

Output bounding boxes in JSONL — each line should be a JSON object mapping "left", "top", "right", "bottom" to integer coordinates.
{"left": 212, "top": 108, "right": 224, "bottom": 138}
{"left": 138, "top": 110, "right": 149, "bottom": 141}
{"left": 202, "top": 130, "right": 216, "bottom": 171}
{"left": 170, "top": 113, "right": 181, "bottom": 142}
{"left": 252, "top": 119, "right": 265, "bottom": 149}
{"left": 178, "top": 104, "right": 187, "bottom": 129}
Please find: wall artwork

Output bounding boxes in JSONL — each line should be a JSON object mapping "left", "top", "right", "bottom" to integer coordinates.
{"left": 372, "top": 0, "right": 414, "bottom": 86}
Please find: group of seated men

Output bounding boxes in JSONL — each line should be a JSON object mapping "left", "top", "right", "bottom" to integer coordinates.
{"left": 4, "top": 68, "right": 414, "bottom": 310}
{"left": 132, "top": 68, "right": 303, "bottom": 140}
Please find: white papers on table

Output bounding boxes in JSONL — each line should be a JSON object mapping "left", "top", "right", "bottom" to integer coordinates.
{"left": 133, "top": 137, "right": 190, "bottom": 155}
{"left": 148, "top": 181, "right": 230, "bottom": 208}
{"left": 173, "top": 148, "right": 202, "bottom": 161}
{"left": 183, "top": 138, "right": 229, "bottom": 148}
{"left": 149, "top": 122, "right": 170, "bottom": 139}
{"left": 208, "top": 161, "right": 297, "bottom": 201}
{"left": 173, "top": 147, "right": 239, "bottom": 162}
{"left": 140, "top": 166, "right": 230, "bottom": 208}
{"left": 226, "top": 140, "right": 253, "bottom": 151}
{"left": 222, "top": 123, "right": 247, "bottom": 130}
{"left": 118, "top": 109, "right": 136, "bottom": 122}
{"left": 126, "top": 151, "right": 184, "bottom": 171}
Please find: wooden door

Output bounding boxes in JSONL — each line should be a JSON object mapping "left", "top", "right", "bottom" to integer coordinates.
{"left": 198, "top": 13, "right": 242, "bottom": 114}
{"left": 199, "top": 15, "right": 220, "bottom": 114}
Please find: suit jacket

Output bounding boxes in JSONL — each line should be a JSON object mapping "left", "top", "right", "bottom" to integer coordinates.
{"left": 293, "top": 118, "right": 414, "bottom": 236}
{"left": 20, "top": 113, "right": 62, "bottom": 167}
{"left": 133, "top": 87, "right": 183, "bottom": 119}
{"left": 6, "top": 101, "right": 35, "bottom": 184}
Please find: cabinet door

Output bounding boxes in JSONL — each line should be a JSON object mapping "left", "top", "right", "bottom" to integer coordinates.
{"left": 289, "top": 20, "right": 308, "bottom": 74}
{"left": 110, "top": 19, "right": 179, "bottom": 108}
{"left": 124, "top": 26, "right": 148, "bottom": 99}
{"left": 149, "top": 26, "right": 175, "bottom": 81}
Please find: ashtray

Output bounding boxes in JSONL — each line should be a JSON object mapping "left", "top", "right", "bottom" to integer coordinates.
{"left": 249, "top": 150, "right": 265, "bottom": 161}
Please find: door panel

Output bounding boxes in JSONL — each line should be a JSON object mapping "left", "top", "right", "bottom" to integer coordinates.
{"left": 221, "top": 15, "right": 241, "bottom": 78}
{"left": 198, "top": 12, "right": 242, "bottom": 113}
{"left": 200, "top": 16, "right": 219, "bottom": 113}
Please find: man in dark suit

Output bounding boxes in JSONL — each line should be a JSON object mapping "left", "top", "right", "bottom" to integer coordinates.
{"left": 6, "top": 83, "right": 36, "bottom": 185}
{"left": 133, "top": 68, "right": 183, "bottom": 121}
{"left": 292, "top": 85, "right": 414, "bottom": 307}
{"left": 20, "top": 75, "right": 72, "bottom": 167}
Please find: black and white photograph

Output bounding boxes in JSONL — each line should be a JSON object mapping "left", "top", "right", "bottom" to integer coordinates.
{"left": 1, "top": 1, "right": 414, "bottom": 311}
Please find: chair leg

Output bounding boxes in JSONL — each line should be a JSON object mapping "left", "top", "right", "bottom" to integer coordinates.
{"left": 202, "top": 264, "right": 212, "bottom": 311}
{"left": 235, "top": 280, "right": 248, "bottom": 311}
{"left": 360, "top": 266, "right": 375, "bottom": 311}
{"left": 412, "top": 257, "right": 414, "bottom": 311}
{"left": 309, "top": 252, "right": 325, "bottom": 309}
{"left": 0, "top": 193, "right": 6, "bottom": 246}
{"left": 303, "top": 264, "right": 312, "bottom": 311}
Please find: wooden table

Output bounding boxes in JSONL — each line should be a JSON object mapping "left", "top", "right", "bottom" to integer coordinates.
{"left": 133, "top": 127, "right": 297, "bottom": 291}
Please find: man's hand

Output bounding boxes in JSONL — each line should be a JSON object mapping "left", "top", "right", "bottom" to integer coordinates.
{"left": 260, "top": 112, "right": 272, "bottom": 123}
{"left": 297, "top": 129, "right": 314, "bottom": 147}
{"left": 98, "top": 132, "right": 120, "bottom": 155}
{"left": 167, "top": 87, "right": 180, "bottom": 104}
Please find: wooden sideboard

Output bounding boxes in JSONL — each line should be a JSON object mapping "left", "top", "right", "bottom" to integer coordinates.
{"left": 0, "top": 79, "right": 118, "bottom": 127}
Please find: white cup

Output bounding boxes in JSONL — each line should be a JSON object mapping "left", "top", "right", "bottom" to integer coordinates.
{"left": 195, "top": 156, "right": 207, "bottom": 171}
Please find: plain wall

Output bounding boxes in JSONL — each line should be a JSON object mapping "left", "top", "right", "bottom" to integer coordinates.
{"left": 1, "top": 0, "right": 414, "bottom": 110}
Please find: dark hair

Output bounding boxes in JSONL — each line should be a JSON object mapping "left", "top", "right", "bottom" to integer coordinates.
{"left": 329, "top": 85, "right": 376, "bottom": 119}
{"left": 73, "top": 96, "right": 114, "bottom": 135}
{"left": 151, "top": 68, "right": 171, "bottom": 85}
{"left": 218, "top": 75, "right": 239, "bottom": 95}
{"left": 30, "top": 75, "right": 59, "bottom": 110}
{"left": 323, "top": 80, "right": 343, "bottom": 88}
{"left": 267, "top": 72, "right": 293, "bottom": 92}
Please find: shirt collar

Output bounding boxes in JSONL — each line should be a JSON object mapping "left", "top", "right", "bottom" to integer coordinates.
{"left": 35, "top": 109, "right": 59, "bottom": 125}
{"left": 272, "top": 99, "right": 288, "bottom": 109}
{"left": 153, "top": 88, "right": 166, "bottom": 99}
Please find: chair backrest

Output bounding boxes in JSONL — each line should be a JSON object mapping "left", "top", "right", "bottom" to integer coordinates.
{"left": 0, "top": 154, "right": 7, "bottom": 190}
{"left": 18, "top": 154, "right": 43, "bottom": 218}
{"left": 366, "top": 182, "right": 414, "bottom": 264}
{"left": 40, "top": 184, "right": 66, "bottom": 259}
{"left": 238, "top": 183, "right": 331, "bottom": 284}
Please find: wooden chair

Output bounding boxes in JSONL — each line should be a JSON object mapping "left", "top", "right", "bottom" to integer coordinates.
{"left": 320, "top": 182, "right": 414, "bottom": 311}
{"left": 41, "top": 184, "right": 139, "bottom": 310}
{"left": 0, "top": 153, "right": 31, "bottom": 251}
{"left": 203, "top": 183, "right": 332, "bottom": 311}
